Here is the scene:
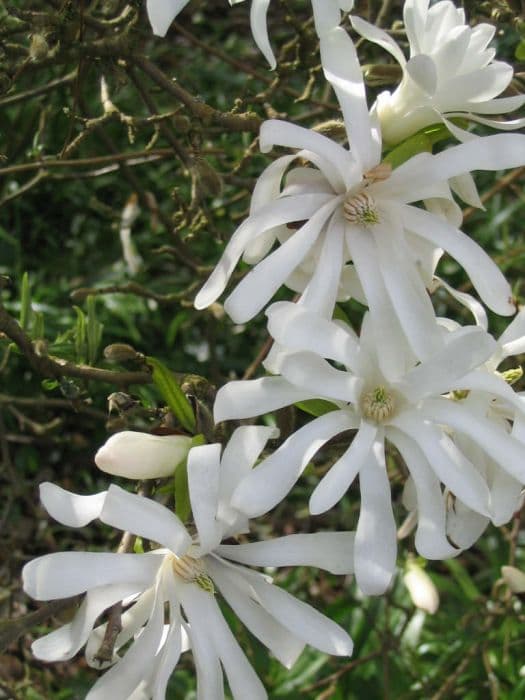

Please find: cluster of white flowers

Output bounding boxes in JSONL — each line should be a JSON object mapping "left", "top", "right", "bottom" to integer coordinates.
{"left": 24, "top": 1, "right": 525, "bottom": 698}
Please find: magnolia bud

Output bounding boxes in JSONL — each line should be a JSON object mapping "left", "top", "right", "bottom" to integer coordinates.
{"left": 502, "top": 565, "right": 525, "bottom": 593}
{"left": 95, "top": 430, "right": 192, "bottom": 479}
{"left": 403, "top": 562, "right": 439, "bottom": 614}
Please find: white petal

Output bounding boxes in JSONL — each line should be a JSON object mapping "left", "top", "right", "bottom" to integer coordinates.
{"left": 319, "top": 27, "right": 380, "bottom": 170}
{"left": 499, "top": 307, "right": 525, "bottom": 356}
{"left": 422, "top": 397, "right": 525, "bottom": 484}
{"left": 401, "top": 205, "right": 515, "bottom": 316}
{"left": 224, "top": 197, "right": 341, "bottom": 323}
{"left": 299, "top": 210, "right": 345, "bottom": 316}
{"left": 446, "top": 499, "right": 488, "bottom": 549}
{"left": 207, "top": 559, "right": 304, "bottom": 669}
{"left": 214, "top": 375, "right": 315, "bottom": 423}
{"left": 250, "top": 0, "right": 275, "bottom": 69}
{"left": 406, "top": 55, "right": 437, "bottom": 96}
{"left": 219, "top": 425, "right": 278, "bottom": 510}
{"left": 432, "top": 276, "right": 488, "bottom": 329}
{"left": 350, "top": 16, "right": 406, "bottom": 66}
{"left": 387, "top": 427, "right": 459, "bottom": 559}
{"left": 95, "top": 431, "right": 191, "bottom": 479}
{"left": 101, "top": 485, "right": 192, "bottom": 555}
{"left": 391, "top": 411, "right": 490, "bottom": 515}
{"left": 181, "top": 584, "right": 267, "bottom": 700}
{"left": 248, "top": 572, "right": 353, "bottom": 656}
{"left": 310, "top": 421, "right": 377, "bottom": 515}
{"left": 216, "top": 531, "right": 354, "bottom": 573}
{"left": 259, "top": 120, "right": 351, "bottom": 191}
{"left": 311, "top": 0, "right": 343, "bottom": 36}
{"left": 195, "top": 193, "right": 332, "bottom": 310}
{"left": 397, "top": 326, "right": 496, "bottom": 403}
{"left": 151, "top": 619, "right": 183, "bottom": 700}
{"left": 23, "top": 552, "right": 162, "bottom": 600}
{"left": 280, "top": 351, "right": 363, "bottom": 404}
{"left": 146, "top": 0, "right": 189, "bottom": 36}
{"left": 231, "top": 410, "right": 357, "bottom": 517}
{"left": 39, "top": 483, "right": 106, "bottom": 527}
{"left": 86, "top": 589, "right": 165, "bottom": 700}
{"left": 354, "top": 438, "right": 397, "bottom": 595}
{"left": 345, "top": 225, "right": 412, "bottom": 381}
{"left": 266, "top": 301, "right": 359, "bottom": 368}
{"left": 32, "top": 583, "right": 139, "bottom": 662}
{"left": 188, "top": 444, "right": 222, "bottom": 554}
{"left": 372, "top": 212, "right": 444, "bottom": 361}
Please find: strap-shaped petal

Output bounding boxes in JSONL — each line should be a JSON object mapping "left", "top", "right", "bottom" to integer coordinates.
{"left": 387, "top": 427, "right": 459, "bottom": 559}
{"left": 354, "top": 437, "right": 397, "bottom": 595}
{"left": 250, "top": 0, "right": 275, "bottom": 69}
{"left": 187, "top": 444, "right": 222, "bottom": 554}
{"left": 231, "top": 410, "right": 357, "bottom": 518}
{"left": 206, "top": 559, "right": 304, "bottom": 669}
{"left": 280, "top": 351, "right": 363, "bottom": 404}
{"left": 101, "top": 485, "right": 191, "bottom": 555}
{"left": 216, "top": 531, "right": 355, "bottom": 573}
{"left": 310, "top": 421, "right": 377, "bottom": 515}
{"left": 214, "top": 375, "right": 316, "bottom": 423}
{"left": 23, "top": 551, "right": 162, "bottom": 600}
{"left": 39, "top": 482, "right": 106, "bottom": 527}
{"left": 146, "top": 0, "right": 189, "bottom": 36}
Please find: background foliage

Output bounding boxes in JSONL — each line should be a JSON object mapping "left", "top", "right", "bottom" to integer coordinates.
{"left": 0, "top": 1, "right": 525, "bottom": 698}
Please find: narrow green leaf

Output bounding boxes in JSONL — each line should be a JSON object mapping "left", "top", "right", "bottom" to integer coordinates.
{"left": 32, "top": 311, "right": 45, "bottom": 339}
{"left": 443, "top": 559, "right": 481, "bottom": 601}
{"left": 19, "top": 271, "right": 31, "bottom": 331}
{"left": 383, "top": 122, "right": 455, "bottom": 169}
{"left": 515, "top": 39, "right": 525, "bottom": 61}
{"left": 41, "top": 378, "right": 59, "bottom": 391}
{"left": 146, "top": 356, "right": 196, "bottom": 433}
{"left": 73, "top": 306, "right": 86, "bottom": 364}
{"left": 174, "top": 434, "right": 206, "bottom": 523}
{"left": 86, "top": 295, "right": 103, "bottom": 365}
{"left": 295, "top": 398, "right": 340, "bottom": 417}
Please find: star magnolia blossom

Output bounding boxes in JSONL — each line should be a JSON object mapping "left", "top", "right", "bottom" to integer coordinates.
{"left": 24, "top": 428, "right": 354, "bottom": 700}
{"left": 146, "top": 0, "right": 353, "bottom": 69}
{"left": 195, "top": 27, "right": 525, "bottom": 378}
{"left": 431, "top": 309, "right": 525, "bottom": 549}
{"left": 214, "top": 303, "right": 525, "bottom": 595}
{"left": 351, "top": 0, "right": 525, "bottom": 144}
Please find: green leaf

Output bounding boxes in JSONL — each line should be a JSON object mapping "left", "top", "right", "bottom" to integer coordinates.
{"left": 443, "top": 559, "right": 481, "bottom": 601}
{"left": 383, "top": 122, "right": 456, "bottom": 169}
{"left": 19, "top": 271, "right": 31, "bottom": 331}
{"left": 32, "top": 310, "right": 45, "bottom": 339}
{"left": 295, "top": 398, "right": 340, "bottom": 417}
{"left": 73, "top": 306, "right": 86, "bottom": 363}
{"left": 41, "top": 378, "right": 59, "bottom": 391}
{"left": 174, "top": 433, "right": 206, "bottom": 522}
{"left": 146, "top": 356, "right": 196, "bottom": 433}
{"left": 86, "top": 295, "right": 103, "bottom": 365}
{"left": 515, "top": 39, "right": 525, "bottom": 62}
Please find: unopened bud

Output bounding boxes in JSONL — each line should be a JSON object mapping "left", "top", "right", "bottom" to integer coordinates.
{"left": 103, "top": 343, "right": 140, "bottom": 363}
{"left": 502, "top": 565, "right": 525, "bottom": 593}
{"left": 403, "top": 562, "right": 439, "bottom": 614}
{"left": 29, "top": 34, "right": 49, "bottom": 61}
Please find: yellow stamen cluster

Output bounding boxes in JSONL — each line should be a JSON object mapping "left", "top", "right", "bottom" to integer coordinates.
{"left": 343, "top": 191, "right": 379, "bottom": 226}
{"left": 171, "top": 554, "right": 215, "bottom": 594}
{"left": 361, "top": 386, "right": 395, "bottom": 423}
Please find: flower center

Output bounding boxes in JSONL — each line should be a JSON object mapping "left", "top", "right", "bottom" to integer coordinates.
{"left": 361, "top": 385, "right": 395, "bottom": 423}
{"left": 343, "top": 191, "right": 379, "bottom": 226}
{"left": 171, "top": 554, "right": 215, "bottom": 594}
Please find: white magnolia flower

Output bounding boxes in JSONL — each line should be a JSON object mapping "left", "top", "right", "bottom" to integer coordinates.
{"left": 215, "top": 303, "right": 525, "bottom": 595}
{"left": 195, "top": 27, "right": 525, "bottom": 372}
{"left": 24, "top": 428, "right": 354, "bottom": 699}
{"left": 351, "top": 0, "right": 525, "bottom": 145}
{"left": 146, "top": 0, "right": 353, "bottom": 69}
{"left": 95, "top": 431, "right": 192, "bottom": 479}
{"left": 435, "top": 309, "right": 525, "bottom": 548}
